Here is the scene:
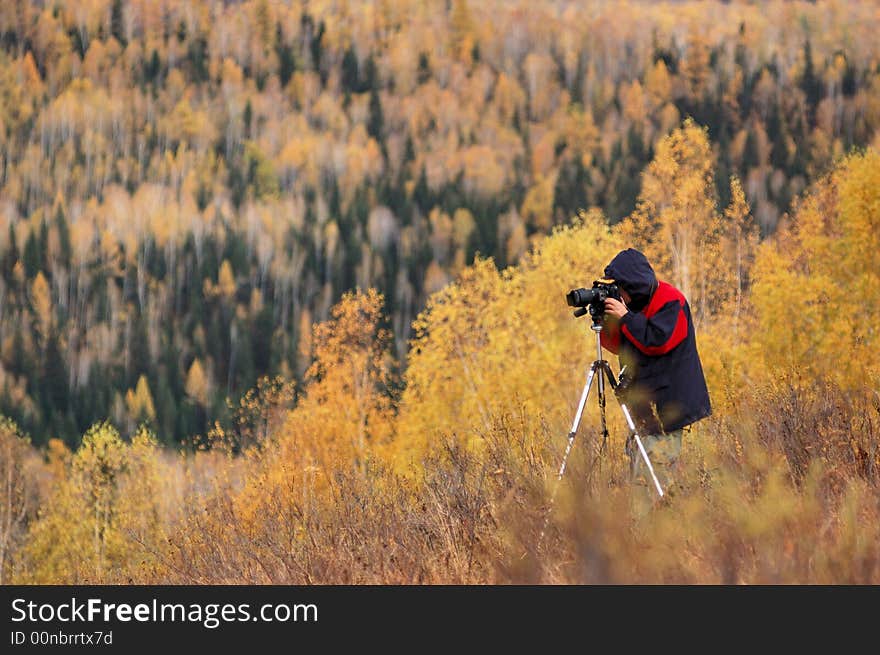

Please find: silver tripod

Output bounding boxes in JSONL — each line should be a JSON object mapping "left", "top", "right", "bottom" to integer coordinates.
{"left": 539, "top": 324, "right": 664, "bottom": 543}
{"left": 555, "top": 324, "right": 664, "bottom": 498}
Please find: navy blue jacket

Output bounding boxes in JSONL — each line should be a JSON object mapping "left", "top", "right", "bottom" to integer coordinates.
{"left": 599, "top": 249, "right": 711, "bottom": 434}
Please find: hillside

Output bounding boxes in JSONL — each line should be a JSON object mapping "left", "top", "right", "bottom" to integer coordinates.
{"left": 2, "top": 122, "right": 879, "bottom": 583}
{"left": 2, "top": 0, "right": 880, "bottom": 446}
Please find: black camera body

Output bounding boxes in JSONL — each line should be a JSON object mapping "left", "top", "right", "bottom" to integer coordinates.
{"left": 566, "top": 278, "right": 621, "bottom": 321}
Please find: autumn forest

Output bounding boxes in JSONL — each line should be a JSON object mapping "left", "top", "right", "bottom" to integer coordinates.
{"left": 1, "top": 0, "right": 880, "bottom": 584}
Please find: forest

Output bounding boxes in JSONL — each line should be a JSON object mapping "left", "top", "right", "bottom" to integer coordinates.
{"left": 1, "top": 0, "right": 879, "bottom": 584}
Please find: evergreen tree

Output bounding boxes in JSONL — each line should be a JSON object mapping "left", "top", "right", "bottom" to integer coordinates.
{"left": 552, "top": 154, "right": 589, "bottom": 222}
{"left": 413, "top": 167, "right": 431, "bottom": 213}
{"left": 43, "top": 329, "right": 69, "bottom": 416}
{"left": 23, "top": 231, "right": 40, "bottom": 279}
{"left": 276, "top": 22, "right": 296, "bottom": 88}
{"left": 341, "top": 46, "right": 359, "bottom": 94}
{"left": 144, "top": 49, "right": 161, "bottom": 85}
{"left": 417, "top": 52, "right": 432, "bottom": 84}
{"left": 2, "top": 223, "right": 18, "bottom": 283}
{"left": 38, "top": 220, "right": 49, "bottom": 273}
{"left": 128, "top": 311, "right": 150, "bottom": 389}
{"left": 55, "top": 206, "right": 71, "bottom": 269}
{"left": 111, "top": 0, "right": 127, "bottom": 47}
{"left": 368, "top": 87, "right": 385, "bottom": 144}
{"left": 800, "top": 39, "right": 823, "bottom": 124}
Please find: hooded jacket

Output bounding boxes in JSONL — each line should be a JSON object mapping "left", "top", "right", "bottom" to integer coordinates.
{"left": 599, "top": 248, "right": 711, "bottom": 434}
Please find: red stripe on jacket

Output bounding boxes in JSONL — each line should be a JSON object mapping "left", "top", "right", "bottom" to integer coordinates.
{"left": 599, "top": 326, "right": 620, "bottom": 354}
{"left": 620, "top": 281, "right": 688, "bottom": 356}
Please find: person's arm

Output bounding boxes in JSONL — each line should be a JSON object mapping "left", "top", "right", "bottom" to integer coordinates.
{"left": 619, "top": 300, "right": 687, "bottom": 356}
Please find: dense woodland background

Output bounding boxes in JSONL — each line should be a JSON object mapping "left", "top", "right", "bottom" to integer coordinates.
{"left": 1, "top": 0, "right": 880, "bottom": 584}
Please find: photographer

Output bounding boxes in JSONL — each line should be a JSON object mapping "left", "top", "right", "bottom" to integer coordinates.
{"left": 598, "top": 249, "right": 711, "bottom": 497}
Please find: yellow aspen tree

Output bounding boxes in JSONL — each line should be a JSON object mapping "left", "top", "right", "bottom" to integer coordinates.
{"left": 752, "top": 149, "right": 880, "bottom": 382}
{"left": 521, "top": 175, "right": 555, "bottom": 232}
{"left": 113, "top": 426, "right": 166, "bottom": 581}
{"left": 21, "top": 424, "right": 166, "bottom": 583}
{"left": 0, "top": 418, "right": 37, "bottom": 584}
{"left": 698, "top": 178, "right": 758, "bottom": 409}
{"left": 23, "top": 423, "right": 127, "bottom": 583}
{"left": 396, "top": 210, "right": 622, "bottom": 467}
{"left": 621, "top": 79, "right": 648, "bottom": 126}
{"left": 618, "top": 119, "right": 731, "bottom": 324}
{"left": 217, "top": 259, "right": 236, "bottom": 300}
{"left": 722, "top": 176, "right": 758, "bottom": 329}
{"left": 449, "top": 0, "right": 475, "bottom": 65}
{"left": 185, "top": 359, "right": 209, "bottom": 407}
{"left": 645, "top": 59, "right": 672, "bottom": 114}
{"left": 125, "top": 374, "right": 157, "bottom": 424}
{"left": 30, "top": 271, "right": 52, "bottom": 338}
{"left": 452, "top": 208, "right": 476, "bottom": 252}
{"left": 681, "top": 30, "right": 711, "bottom": 105}
{"left": 277, "top": 289, "right": 395, "bottom": 478}
{"left": 423, "top": 260, "right": 451, "bottom": 296}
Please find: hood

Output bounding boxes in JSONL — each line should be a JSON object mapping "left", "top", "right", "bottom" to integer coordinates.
{"left": 603, "top": 248, "right": 657, "bottom": 312}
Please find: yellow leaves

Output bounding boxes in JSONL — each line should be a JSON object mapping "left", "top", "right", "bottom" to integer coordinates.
{"left": 523, "top": 52, "right": 557, "bottom": 121}
{"left": 217, "top": 259, "right": 237, "bottom": 300}
{"left": 396, "top": 210, "right": 623, "bottom": 467}
{"left": 450, "top": 0, "right": 475, "bottom": 64}
{"left": 278, "top": 127, "right": 318, "bottom": 181}
{"left": 307, "top": 288, "right": 390, "bottom": 387}
{"left": 493, "top": 73, "right": 526, "bottom": 124}
{"left": 19, "top": 51, "right": 42, "bottom": 89}
{"left": 451, "top": 208, "right": 476, "bottom": 252}
{"left": 423, "top": 260, "right": 451, "bottom": 296}
{"left": 29, "top": 272, "right": 52, "bottom": 338}
{"left": 12, "top": 261, "right": 24, "bottom": 285}
{"left": 204, "top": 259, "right": 237, "bottom": 301}
{"left": 520, "top": 174, "right": 556, "bottom": 232}
{"left": 243, "top": 141, "right": 280, "bottom": 200}
{"left": 19, "top": 422, "right": 170, "bottom": 583}
{"left": 561, "top": 106, "right": 599, "bottom": 164}
{"left": 835, "top": 148, "right": 880, "bottom": 272}
{"left": 46, "top": 438, "right": 69, "bottom": 481}
{"left": 226, "top": 376, "right": 296, "bottom": 453}
{"left": 0, "top": 417, "right": 37, "bottom": 584}
{"left": 73, "top": 422, "right": 127, "bottom": 499}
{"left": 163, "top": 99, "right": 216, "bottom": 150}
{"left": 125, "top": 375, "right": 156, "bottom": 424}
{"left": 681, "top": 30, "right": 712, "bottom": 101}
{"left": 751, "top": 149, "right": 880, "bottom": 383}
{"left": 25, "top": 422, "right": 128, "bottom": 582}
{"left": 458, "top": 144, "right": 506, "bottom": 197}
{"left": 221, "top": 57, "right": 244, "bottom": 91}
{"left": 620, "top": 79, "right": 647, "bottom": 125}
{"left": 274, "top": 289, "right": 396, "bottom": 477}
{"left": 619, "top": 118, "right": 731, "bottom": 324}
{"left": 530, "top": 130, "right": 558, "bottom": 179}
{"left": 185, "top": 359, "right": 210, "bottom": 407}
{"left": 645, "top": 60, "right": 672, "bottom": 109}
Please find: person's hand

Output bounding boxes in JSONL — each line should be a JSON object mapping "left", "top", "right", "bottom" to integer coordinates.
{"left": 604, "top": 296, "right": 628, "bottom": 319}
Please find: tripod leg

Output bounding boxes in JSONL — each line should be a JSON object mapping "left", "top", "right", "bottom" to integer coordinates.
{"left": 538, "top": 363, "right": 599, "bottom": 546}
{"left": 556, "top": 363, "right": 599, "bottom": 482}
{"left": 602, "top": 363, "right": 665, "bottom": 499}
{"left": 595, "top": 363, "right": 609, "bottom": 455}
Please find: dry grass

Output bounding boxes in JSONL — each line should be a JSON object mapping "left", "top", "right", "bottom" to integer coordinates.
{"left": 101, "top": 379, "right": 880, "bottom": 585}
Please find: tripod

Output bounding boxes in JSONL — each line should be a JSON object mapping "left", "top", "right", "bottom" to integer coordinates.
{"left": 539, "top": 322, "right": 664, "bottom": 542}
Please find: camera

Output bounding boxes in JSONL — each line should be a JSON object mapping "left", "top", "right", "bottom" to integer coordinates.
{"left": 566, "top": 278, "right": 621, "bottom": 321}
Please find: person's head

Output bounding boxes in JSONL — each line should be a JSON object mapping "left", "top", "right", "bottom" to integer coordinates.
{"left": 604, "top": 248, "right": 657, "bottom": 312}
